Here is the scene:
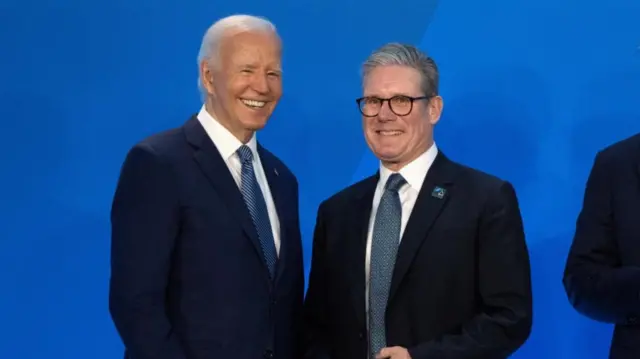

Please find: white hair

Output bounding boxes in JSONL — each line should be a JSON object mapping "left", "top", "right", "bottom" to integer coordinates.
{"left": 196, "top": 14, "right": 279, "bottom": 98}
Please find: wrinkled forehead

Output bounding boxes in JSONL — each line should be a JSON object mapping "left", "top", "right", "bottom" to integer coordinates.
{"left": 363, "top": 65, "right": 422, "bottom": 97}
{"left": 221, "top": 31, "right": 282, "bottom": 70}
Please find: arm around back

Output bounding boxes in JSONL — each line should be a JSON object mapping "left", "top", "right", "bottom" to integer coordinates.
{"left": 109, "top": 142, "right": 186, "bottom": 359}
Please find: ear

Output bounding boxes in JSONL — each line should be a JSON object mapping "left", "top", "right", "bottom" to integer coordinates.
{"left": 200, "top": 60, "right": 215, "bottom": 96}
{"left": 428, "top": 95, "right": 444, "bottom": 125}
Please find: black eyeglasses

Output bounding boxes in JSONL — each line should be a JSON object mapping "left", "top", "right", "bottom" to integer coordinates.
{"left": 356, "top": 95, "right": 431, "bottom": 117}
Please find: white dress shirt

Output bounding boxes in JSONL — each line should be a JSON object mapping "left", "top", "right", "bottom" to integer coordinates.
{"left": 196, "top": 105, "right": 281, "bottom": 256}
{"left": 364, "top": 143, "right": 439, "bottom": 311}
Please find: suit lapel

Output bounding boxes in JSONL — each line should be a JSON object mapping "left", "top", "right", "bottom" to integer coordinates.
{"left": 388, "top": 152, "right": 457, "bottom": 303}
{"left": 258, "top": 144, "right": 289, "bottom": 284}
{"left": 346, "top": 175, "right": 378, "bottom": 326}
{"left": 183, "top": 117, "right": 269, "bottom": 279}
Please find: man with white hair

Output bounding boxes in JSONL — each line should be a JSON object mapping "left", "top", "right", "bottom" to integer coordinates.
{"left": 109, "top": 14, "right": 304, "bottom": 359}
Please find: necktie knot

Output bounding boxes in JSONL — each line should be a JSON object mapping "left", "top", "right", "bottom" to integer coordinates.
{"left": 385, "top": 173, "right": 406, "bottom": 192}
{"left": 237, "top": 145, "right": 253, "bottom": 164}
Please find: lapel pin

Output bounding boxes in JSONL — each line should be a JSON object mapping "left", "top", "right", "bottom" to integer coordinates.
{"left": 274, "top": 168, "right": 279, "bottom": 176}
{"left": 431, "top": 186, "right": 446, "bottom": 199}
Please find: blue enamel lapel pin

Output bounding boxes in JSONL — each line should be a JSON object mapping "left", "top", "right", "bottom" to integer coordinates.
{"left": 431, "top": 186, "right": 446, "bottom": 199}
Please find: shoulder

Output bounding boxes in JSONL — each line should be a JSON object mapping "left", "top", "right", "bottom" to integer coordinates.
{"left": 123, "top": 115, "right": 198, "bottom": 161}
{"left": 257, "top": 144, "right": 299, "bottom": 186}
{"left": 135, "top": 126, "right": 188, "bottom": 157}
{"left": 115, "top": 117, "right": 199, "bottom": 181}
{"left": 447, "top": 157, "right": 510, "bottom": 194}
{"left": 594, "top": 132, "right": 640, "bottom": 167}
{"left": 319, "top": 175, "right": 378, "bottom": 213}
{"left": 440, "top": 155, "right": 519, "bottom": 213}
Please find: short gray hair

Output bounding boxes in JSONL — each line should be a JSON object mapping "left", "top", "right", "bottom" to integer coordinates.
{"left": 196, "top": 14, "right": 279, "bottom": 97}
{"left": 362, "top": 43, "right": 439, "bottom": 96}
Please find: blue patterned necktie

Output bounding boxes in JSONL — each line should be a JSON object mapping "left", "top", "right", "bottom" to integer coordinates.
{"left": 237, "top": 145, "right": 278, "bottom": 279}
{"left": 369, "top": 173, "right": 407, "bottom": 358}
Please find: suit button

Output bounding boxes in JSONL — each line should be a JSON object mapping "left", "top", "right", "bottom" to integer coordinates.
{"left": 263, "top": 350, "right": 274, "bottom": 359}
{"left": 628, "top": 316, "right": 638, "bottom": 325}
{"left": 358, "top": 332, "right": 364, "bottom": 340}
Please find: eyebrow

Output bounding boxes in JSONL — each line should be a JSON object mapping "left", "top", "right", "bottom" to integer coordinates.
{"left": 238, "top": 63, "right": 282, "bottom": 73}
{"left": 364, "top": 92, "right": 414, "bottom": 97}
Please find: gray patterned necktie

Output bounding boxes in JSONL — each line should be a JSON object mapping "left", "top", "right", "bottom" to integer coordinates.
{"left": 237, "top": 145, "right": 278, "bottom": 279}
{"left": 369, "top": 173, "right": 406, "bottom": 358}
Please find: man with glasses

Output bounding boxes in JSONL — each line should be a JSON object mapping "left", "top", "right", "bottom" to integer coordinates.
{"left": 303, "top": 43, "right": 533, "bottom": 359}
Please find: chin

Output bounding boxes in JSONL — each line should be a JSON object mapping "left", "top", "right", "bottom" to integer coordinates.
{"left": 373, "top": 149, "right": 402, "bottom": 162}
{"left": 371, "top": 141, "right": 399, "bottom": 154}
{"left": 379, "top": 155, "right": 403, "bottom": 164}
{"left": 240, "top": 117, "right": 269, "bottom": 131}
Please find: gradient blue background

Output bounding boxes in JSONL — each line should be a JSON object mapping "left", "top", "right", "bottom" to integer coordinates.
{"left": 1, "top": 0, "right": 639, "bottom": 357}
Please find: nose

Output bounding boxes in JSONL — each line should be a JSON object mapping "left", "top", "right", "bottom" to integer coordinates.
{"left": 377, "top": 100, "right": 396, "bottom": 121}
{"left": 251, "top": 73, "right": 269, "bottom": 94}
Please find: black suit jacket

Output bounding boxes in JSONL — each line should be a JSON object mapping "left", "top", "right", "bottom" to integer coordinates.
{"left": 109, "top": 116, "right": 304, "bottom": 359}
{"left": 563, "top": 133, "right": 640, "bottom": 359}
{"left": 303, "top": 152, "right": 532, "bottom": 359}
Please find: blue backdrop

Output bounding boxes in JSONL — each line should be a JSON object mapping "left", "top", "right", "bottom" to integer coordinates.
{"left": 1, "top": 0, "right": 639, "bottom": 357}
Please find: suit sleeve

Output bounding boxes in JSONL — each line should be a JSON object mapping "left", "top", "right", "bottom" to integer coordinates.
{"left": 302, "top": 203, "right": 332, "bottom": 359}
{"left": 409, "top": 181, "right": 533, "bottom": 359}
{"left": 109, "top": 143, "right": 186, "bottom": 359}
{"left": 563, "top": 151, "right": 640, "bottom": 325}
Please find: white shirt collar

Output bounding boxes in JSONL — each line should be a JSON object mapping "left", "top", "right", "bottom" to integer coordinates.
{"left": 378, "top": 142, "right": 439, "bottom": 193}
{"left": 196, "top": 105, "right": 259, "bottom": 161}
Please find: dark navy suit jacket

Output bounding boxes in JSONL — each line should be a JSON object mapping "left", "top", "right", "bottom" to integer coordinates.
{"left": 564, "top": 133, "right": 640, "bottom": 359}
{"left": 109, "top": 115, "right": 304, "bottom": 359}
{"left": 304, "top": 152, "right": 532, "bottom": 359}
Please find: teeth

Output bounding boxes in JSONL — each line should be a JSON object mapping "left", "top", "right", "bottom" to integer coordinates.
{"left": 242, "top": 99, "right": 266, "bottom": 108}
{"left": 379, "top": 130, "right": 402, "bottom": 136}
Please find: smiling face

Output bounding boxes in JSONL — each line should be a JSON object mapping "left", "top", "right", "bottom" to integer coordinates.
{"left": 362, "top": 65, "right": 443, "bottom": 171}
{"left": 201, "top": 30, "right": 282, "bottom": 143}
